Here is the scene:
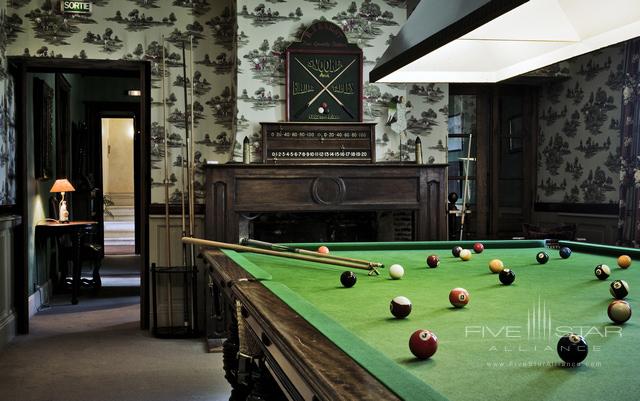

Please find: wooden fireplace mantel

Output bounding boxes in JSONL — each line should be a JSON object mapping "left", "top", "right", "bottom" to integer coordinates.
{"left": 205, "top": 163, "right": 448, "bottom": 243}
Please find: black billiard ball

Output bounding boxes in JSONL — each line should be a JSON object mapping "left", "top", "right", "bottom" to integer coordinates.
{"left": 340, "top": 271, "right": 357, "bottom": 288}
{"left": 426, "top": 255, "right": 440, "bottom": 268}
{"left": 559, "top": 247, "right": 572, "bottom": 259}
{"left": 557, "top": 333, "right": 588, "bottom": 365}
{"left": 452, "top": 246, "right": 463, "bottom": 257}
{"left": 536, "top": 251, "right": 549, "bottom": 264}
{"left": 610, "top": 279, "right": 629, "bottom": 299}
{"left": 499, "top": 269, "right": 516, "bottom": 285}
{"left": 390, "top": 296, "right": 412, "bottom": 319}
{"left": 594, "top": 264, "right": 611, "bottom": 280}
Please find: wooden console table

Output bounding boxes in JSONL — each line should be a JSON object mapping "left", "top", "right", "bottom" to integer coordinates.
{"left": 205, "top": 164, "right": 447, "bottom": 243}
{"left": 36, "top": 220, "right": 98, "bottom": 305}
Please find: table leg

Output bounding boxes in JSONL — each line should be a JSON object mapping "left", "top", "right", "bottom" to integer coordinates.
{"left": 71, "top": 231, "right": 82, "bottom": 305}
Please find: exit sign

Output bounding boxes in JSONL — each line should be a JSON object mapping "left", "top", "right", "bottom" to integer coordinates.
{"left": 61, "top": 1, "right": 92, "bottom": 14}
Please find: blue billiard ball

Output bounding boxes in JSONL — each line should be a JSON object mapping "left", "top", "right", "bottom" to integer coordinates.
{"left": 559, "top": 247, "right": 572, "bottom": 259}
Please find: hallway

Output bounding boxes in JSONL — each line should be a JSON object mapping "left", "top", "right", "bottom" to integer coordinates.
{"left": 0, "top": 262, "right": 231, "bottom": 401}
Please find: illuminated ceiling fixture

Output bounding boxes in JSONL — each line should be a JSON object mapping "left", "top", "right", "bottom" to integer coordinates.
{"left": 370, "top": 0, "right": 640, "bottom": 83}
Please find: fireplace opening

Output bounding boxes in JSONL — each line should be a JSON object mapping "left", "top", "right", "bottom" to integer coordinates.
{"left": 239, "top": 211, "right": 415, "bottom": 243}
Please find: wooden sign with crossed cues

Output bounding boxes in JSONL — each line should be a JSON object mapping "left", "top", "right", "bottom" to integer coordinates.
{"left": 286, "top": 21, "right": 363, "bottom": 122}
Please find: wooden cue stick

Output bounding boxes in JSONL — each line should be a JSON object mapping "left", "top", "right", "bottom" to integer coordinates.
{"left": 182, "top": 237, "right": 376, "bottom": 272}
{"left": 240, "top": 238, "right": 383, "bottom": 268}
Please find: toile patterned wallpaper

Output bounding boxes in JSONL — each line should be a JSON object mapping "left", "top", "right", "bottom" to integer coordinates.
{"left": 235, "top": 0, "right": 449, "bottom": 164}
{"left": 1, "top": 0, "right": 449, "bottom": 206}
{"left": 2, "top": 0, "right": 235, "bottom": 204}
{"left": 536, "top": 43, "right": 624, "bottom": 204}
{"left": 0, "top": 9, "right": 17, "bottom": 206}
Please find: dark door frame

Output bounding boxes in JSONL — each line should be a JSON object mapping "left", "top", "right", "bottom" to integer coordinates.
{"left": 8, "top": 57, "right": 151, "bottom": 333}
{"left": 449, "top": 83, "right": 538, "bottom": 239}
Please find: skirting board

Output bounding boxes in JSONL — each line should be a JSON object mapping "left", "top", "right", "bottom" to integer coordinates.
{"left": 28, "top": 280, "right": 52, "bottom": 319}
{"left": 0, "top": 309, "right": 16, "bottom": 350}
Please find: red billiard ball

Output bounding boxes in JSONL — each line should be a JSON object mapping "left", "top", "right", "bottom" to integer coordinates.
{"left": 426, "top": 255, "right": 440, "bottom": 268}
{"left": 473, "top": 243, "right": 484, "bottom": 253}
{"left": 449, "top": 287, "right": 469, "bottom": 308}
{"left": 317, "top": 246, "right": 330, "bottom": 254}
{"left": 390, "top": 296, "right": 412, "bottom": 319}
{"left": 409, "top": 329, "right": 438, "bottom": 359}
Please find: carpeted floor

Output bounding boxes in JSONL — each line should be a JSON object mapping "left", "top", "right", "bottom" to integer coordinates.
{"left": 0, "top": 258, "right": 231, "bottom": 401}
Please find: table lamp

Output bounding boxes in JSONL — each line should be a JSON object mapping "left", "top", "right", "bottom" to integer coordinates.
{"left": 50, "top": 179, "right": 75, "bottom": 223}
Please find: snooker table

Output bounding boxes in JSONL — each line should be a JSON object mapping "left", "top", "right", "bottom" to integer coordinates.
{"left": 203, "top": 240, "right": 639, "bottom": 401}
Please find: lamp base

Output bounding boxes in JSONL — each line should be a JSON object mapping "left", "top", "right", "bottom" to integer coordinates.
{"left": 59, "top": 199, "right": 70, "bottom": 223}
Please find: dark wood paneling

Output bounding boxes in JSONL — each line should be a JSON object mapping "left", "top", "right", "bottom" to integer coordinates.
{"left": 204, "top": 250, "right": 402, "bottom": 401}
{"left": 534, "top": 203, "right": 619, "bottom": 215}
{"left": 206, "top": 164, "right": 447, "bottom": 243}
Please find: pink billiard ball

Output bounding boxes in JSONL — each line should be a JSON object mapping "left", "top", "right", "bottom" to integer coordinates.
{"left": 473, "top": 242, "right": 484, "bottom": 253}
{"left": 409, "top": 329, "right": 438, "bottom": 359}
{"left": 449, "top": 288, "right": 469, "bottom": 308}
{"left": 317, "top": 246, "right": 330, "bottom": 254}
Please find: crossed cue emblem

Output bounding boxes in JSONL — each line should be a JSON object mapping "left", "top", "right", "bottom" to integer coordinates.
{"left": 294, "top": 57, "right": 357, "bottom": 119}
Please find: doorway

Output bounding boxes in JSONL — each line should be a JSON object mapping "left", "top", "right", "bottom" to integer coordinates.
{"left": 9, "top": 58, "right": 151, "bottom": 334}
{"left": 447, "top": 84, "right": 537, "bottom": 239}
{"left": 102, "top": 118, "right": 136, "bottom": 256}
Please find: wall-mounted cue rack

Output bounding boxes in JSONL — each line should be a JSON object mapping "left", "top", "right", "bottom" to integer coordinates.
{"left": 261, "top": 122, "right": 376, "bottom": 164}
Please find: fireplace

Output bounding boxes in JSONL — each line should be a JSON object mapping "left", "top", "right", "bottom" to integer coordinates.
{"left": 238, "top": 210, "right": 416, "bottom": 243}
{"left": 205, "top": 164, "right": 447, "bottom": 243}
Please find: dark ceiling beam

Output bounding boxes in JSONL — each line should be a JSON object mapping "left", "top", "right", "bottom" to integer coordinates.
{"left": 370, "top": 0, "right": 528, "bottom": 83}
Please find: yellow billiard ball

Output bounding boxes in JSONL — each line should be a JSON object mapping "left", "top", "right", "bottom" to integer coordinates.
{"left": 489, "top": 259, "right": 504, "bottom": 274}
{"left": 618, "top": 255, "right": 632, "bottom": 269}
{"left": 459, "top": 249, "right": 472, "bottom": 261}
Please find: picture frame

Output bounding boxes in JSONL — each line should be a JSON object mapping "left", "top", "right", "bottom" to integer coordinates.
{"left": 33, "top": 78, "right": 54, "bottom": 180}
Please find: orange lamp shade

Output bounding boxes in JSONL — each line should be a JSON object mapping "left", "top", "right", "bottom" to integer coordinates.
{"left": 50, "top": 179, "right": 75, "bottom": 193}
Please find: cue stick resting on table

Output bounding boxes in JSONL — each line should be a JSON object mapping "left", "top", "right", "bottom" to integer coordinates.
{"left": 182, "top": 237, "right": 381, "bottom": 275}
{"left": 240, "top": 238, "right": 384, "bottom": 268}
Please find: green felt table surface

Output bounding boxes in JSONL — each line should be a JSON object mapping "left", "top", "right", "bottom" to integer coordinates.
{"left": 223, "top": 241, "right": 639, "bottom": 401}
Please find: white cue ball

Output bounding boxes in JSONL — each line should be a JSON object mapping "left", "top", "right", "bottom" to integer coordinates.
{"left": 318, "top": 106, "right": 325, "bottom": 114}
{"left": 389, "top": 264, "right": 405, "bottom": 280}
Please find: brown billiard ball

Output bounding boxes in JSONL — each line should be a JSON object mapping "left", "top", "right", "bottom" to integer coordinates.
{"left": 409, "top": 329, "right": 438, "bottom": 359}
{"left": 426, "top": 255, "right": 440, "bottom": 268}
{"left": 608, "top": 300, "right": 632, "bottom": 324}
{"left": 390, "top": 296, "right": 412, "bottom": 319}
